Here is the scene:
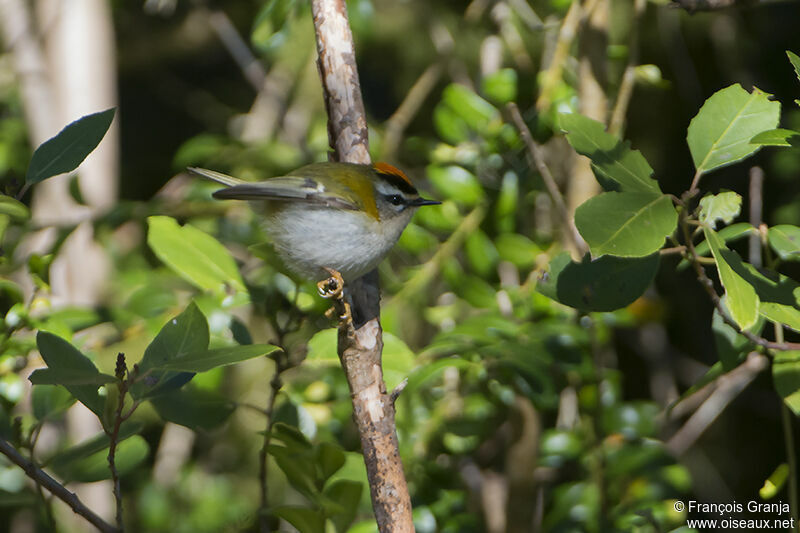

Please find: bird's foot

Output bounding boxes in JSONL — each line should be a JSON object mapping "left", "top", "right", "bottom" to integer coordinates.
{"left": 317, "top": 268, "right": 351, "bottom": 325}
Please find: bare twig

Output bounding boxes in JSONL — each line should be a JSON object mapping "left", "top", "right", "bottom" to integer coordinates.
{"left": 666, "top": 351, "right": 768, "bottom": 455}
{"left": 202, "top": 7, "right": 266, "bottom": 91}
{"left": 382, "top": 63, "right": 443, "bottom": 160}
{"left": 749, "top": 166, "right": 764, "bottom": 267}
{"left": 259, "top": 354, "right": 284, "bottom": 533}
{"left": 0, "top": 438, "right": 119, "bottom": 533}
{"left": 106, "top": 353, "right": 130, "bottom": 531}
{"left": 311, "top": 1, "right": 414, "bottom": 531}
{"left": 608, "top": 0, "right": 646, "bottom": 137}
{"left": 507, "top": 103, "right": 587, "bottom": 254}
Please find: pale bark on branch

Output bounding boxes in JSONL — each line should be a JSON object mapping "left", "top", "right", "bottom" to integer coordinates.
{"left": 310, "top": 1, "right": 415, "bottom": 531}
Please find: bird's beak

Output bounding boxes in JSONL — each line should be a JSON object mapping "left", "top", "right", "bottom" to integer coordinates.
{"left": 409, "top": 197, "right": 442, "bottom": 207}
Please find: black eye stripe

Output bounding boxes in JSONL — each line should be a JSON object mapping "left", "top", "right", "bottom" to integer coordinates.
{"left": 375, "top": 170, "right": 418, "bottom": 196}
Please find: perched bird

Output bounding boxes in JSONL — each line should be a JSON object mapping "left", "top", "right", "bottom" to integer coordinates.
{"left": 189, "top": 162, "right": 440, "bottom": 282}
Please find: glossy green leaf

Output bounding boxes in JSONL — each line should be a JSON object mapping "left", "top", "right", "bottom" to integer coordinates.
{"left": 426, "top": 165, "right": 484, "bottom": 207}
{"left": 29, "top": 369, "right": 116, "bottom": 386}
{"left": 271, "top": 507, "right": 325, "bottom": 533}
{"left": 773, "top": 351, "right": 800, "bottom": 416}
{"left": 316, "top": 442, "right": 346, "bottom": 482}
{"left": 760, "top": 463, "right": 789, "bottom": 499}
{"left": 151, "top": 344, "right": 280, "bottom": 373}
{"left": 733, "top": 264, "right": 800, "bottom": 332}
{"left": 536, "top": 252, "right": 660, "bottom": 312}
{"left": 495, "top": 233, "right": 541, "bottom": 268}
{"left": 49, "top": 422, "right": 143, "bottom": 470}
{"left": 712, "top": 308, "right": 751, "bottom": 370}
{"left": 52, "top": 435, "right": 148, "bottom": 483}
{"left": 699, "top": 192, "right": 742, "bottom": 229}
{"left": 559, "top": 113, "right": 659, "bottom": 193}
{"left": 768, "top": 225, "right": 800, "bottom": 261}
{"left": 0, "top": 196, "right": 30, "bottom": 221}
{"left": 687, "top": 84, "right": 780, "bottom": 177}
{"left": 575, "top": 192, "right": 677, "bottom": 257}
{"left": 35, "top": 332, "right": 104, "bottom": 416}
{"left": 137, "top": 302, "right": 208, "bottom": 373}
{"left": 481, "top": 68, "right": 518, "bottom": 105}
{"left": 441, "top": 84, "right": 499, "bottom": 132}
{"left": 32, "top": 385, "right": 76, "bottom": 420}
{"left": 150, "top": 387, "right": 235, "bottom": 430}
{"left": 147, "top": 216, "right": 247, "bottom": 295}
{"left": 788, "top": 51, "right": 800, "bottom": 83}
{"left": 465, "top": 229, "right": 499, "bottom": 276}
{"left": 324, "top": 480, "right": 363, "bottom": 533}
{"left": 750, "top": 128, "right": 800, "bottom": 147}
{"left": 703, "top": 226, "right": 759, "bottom": 330}
{"left": 26, "top": 108, "right": 115, "bottom": 185}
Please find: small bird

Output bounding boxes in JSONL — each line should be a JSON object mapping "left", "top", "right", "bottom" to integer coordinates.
{"left": 189, "top": 162, "right": 440, "bottom": 282}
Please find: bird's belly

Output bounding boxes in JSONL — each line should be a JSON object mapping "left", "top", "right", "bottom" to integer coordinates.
{"left": 265, "top": 203, "right": 394, "bottom": 281}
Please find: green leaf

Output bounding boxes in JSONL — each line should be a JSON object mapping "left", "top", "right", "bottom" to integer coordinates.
{"left": 269, "top": 444, "right": 318, "bottom": 497}
{"left": 760, "top": 463, "right": 789, "bottom": 499}
{"left": 733, "top": 264, "right": 800, "bottom": 333}
{"left": 324, "top": 480, "right": 362, "bottom": 533}
{"left": 426, "top": 165, "right": 485, "bottom": 207}
{"left": 536, "top": 252, "right": 660, "bottom": 312}
{"left": 559, "top": 113, "right": 659, "bottom": 193}
{"left": 750, "top": 128, "right": 800, "bottom": 147}
{"left": 433, "top": 105, "right": 470, "bottom": 144}
{"left": 271, "top": 507, "right": 325, "bottom": 533}
{"left": 773, "top": 351, "right": 800, "bottom": 416}
{"left": 703, "top": 226, "right": 759, "bottom": 330}
{"left": 441, "top": 84, "right": 499, "bottom": 132}
{"left": 49, "top": 422, "right": 143, "bottom": 469}
{"left": 150, "top": 387, "right": 235, "bottom": 430}
{"left": 495, "top": 233, "right": 541, "bottom": 268}
{"left": 32, "top": 385, "right": 76, "bottom": 420}
{"left": 316, "top": 442, "right": 345, "bottom": 482}
{"left": 151, "top": 344, "right": 280, "bottom": 373}
{"left": 0, "top": 196, "right": 30, "bottom": 221}
{"left": 788, "top": 51, "right": 800, "bottom": 84}
{"left": 52, "top": 435, "right": 148, "bottom": 483}
{"left": 686, "top": 222, "right": 755, "bottom": 260}
{"left": 481, "top": 69, "right": 518, "bottom": 105}
{"left": 29, "top": 369, "right": 116, "bottom": 386}
{"left": 712, "top": 308, "right": 751, "bottom": 371}
{"left": 768, "top": 225, "right": 800, "bottom": 261}
{"left": 35, "top": 332, "right": 104, "bottom": 416}
{"left": 26, "top": 108, "right": 115, "bottom": 185}
{"left": 382, "top": 333, "right": 417, "bottom": 391}
{"left": 699, "top": 192, "right": 742, "bottom": 229}
{"left": 147, "top": 216, "right": 247, "bottom": 296}
{"left": 687, "top": 84, "right": 780, "bottom": 178}
{"left": 405, "top": 357, "right": 478, "bottom": 394}
{"left": 133, "top": 302, "right": 208, "bottom": 399}
{"left": 305, "top": 328, "right": 338, "bottom": 364}
{"left": 465, "top": 229, "right": 499, "bottom": 276}
{"left": 574, "top": 192, "right": 677, "bottom": 257}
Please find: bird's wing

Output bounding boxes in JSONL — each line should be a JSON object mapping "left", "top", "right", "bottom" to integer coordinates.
{"left": 190, "top": 167, "right": 359, "bottom": 210}
{"left": 187, "top": 167, "right": 247, "bottom": 187}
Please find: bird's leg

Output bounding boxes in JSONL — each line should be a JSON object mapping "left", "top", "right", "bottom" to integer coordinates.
{"left": 317, "top": 268, "right": 351, "bottom": 324}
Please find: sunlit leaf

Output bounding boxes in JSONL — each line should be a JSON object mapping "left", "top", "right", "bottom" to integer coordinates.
{"left": 768, "top": 225, "right": 800, "bottom": 261}
{"left": 703, "top": 226, "right": 759, "bottom": 330}
{"left": 773, "top": 351, "right": 800, "bottom": 416}
{"left": 559, "top": 113, "right": 659, "bottom": 193}
{"left": 427, "top": 165, "right": 484, "bottom": 207}
{"left": 750, "top": 128, "right": 800, "bottom": 147}
{"left": 481, "top": 68, "right": 518, "bottom": 105}
{"left": 26, "top": 108, "right": 115, "bottom": 185}
{"left": 699, "top": 191, "right": 742, "bottom": 229}
{"left": 688, "top": 84, "right": 780, "bottom": 178}
{"left": 575, "top": 192, "right": 677, "bottom": 257}
{"left": 788, "top": 50, "right": 800, "bottom": 84}
{"left": 147, "top": 216, "right": 247, "bottom": 296}
{"left": 441, "top": 84, "right": 499, "bottom": 132}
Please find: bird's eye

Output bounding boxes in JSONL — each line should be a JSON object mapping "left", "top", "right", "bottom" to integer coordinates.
{"left": 386, "top": 194, "right": 404, "bottom": 206}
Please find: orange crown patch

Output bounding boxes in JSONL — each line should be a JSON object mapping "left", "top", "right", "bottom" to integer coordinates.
{"left": 373, "top": 162, "right": 413, "bottom": 187}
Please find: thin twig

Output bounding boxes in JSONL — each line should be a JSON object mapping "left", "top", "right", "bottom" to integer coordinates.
{"left": 749, "top": 166, "right": 764, "bottom": 268}
{"left": 202, "top": 7, "right": 266, "bottom": 91}
{"left": 666, "top": 351, "right": 768, "bottom": 455}
{"left": 107, "top": 353, "right": 129, "bottom": 531}
{"left": 608, "top": 0, "right": 646, "bottom": 137}
{"left": 0, "top": 438, "right": 118, "bottom": 533}
{"left": 507, "top": 102, "right": 587, "bottom": 254}
{"left": 259, "top": 354, "right": 284, "bottom": 533}
{"left": 382, "top": 63, "right": 443, "bottom": 160}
